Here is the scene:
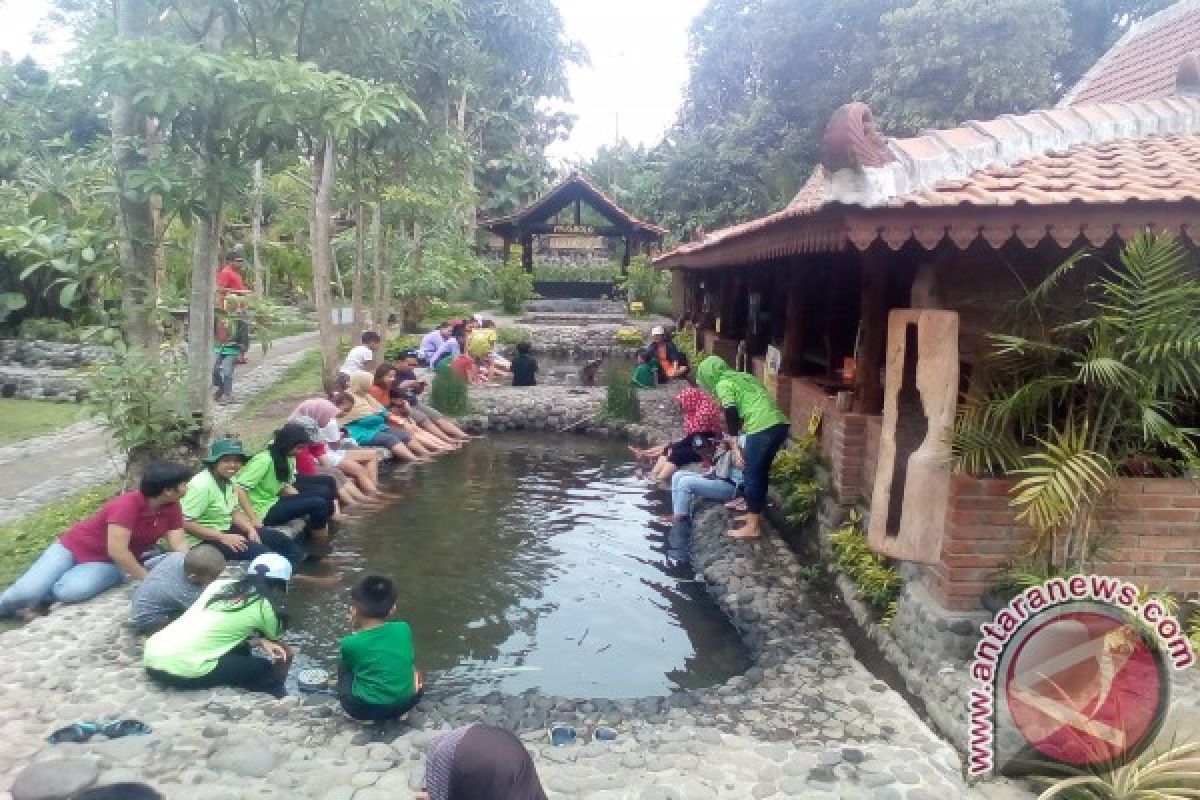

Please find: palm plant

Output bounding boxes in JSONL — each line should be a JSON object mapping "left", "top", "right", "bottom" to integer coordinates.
{"left": 952, "top": 233, "right": 1200, "bottom": 576}
{"left": 1033, "top": 739, "right": 1200, "bottom": 799}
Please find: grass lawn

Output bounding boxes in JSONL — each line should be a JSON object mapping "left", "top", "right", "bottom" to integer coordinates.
{"left": 212, "top": 348, "right": 324, "bottom": 452}
{"left": 0, "top": 481, "right": 122, "bottom": 593}
{"left": 0, "top": 398, "right": 85, "bottom": 446}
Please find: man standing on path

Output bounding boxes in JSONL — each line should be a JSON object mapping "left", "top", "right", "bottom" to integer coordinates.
{"left": 217, "top": 253, "right": 252, "bottom": 364}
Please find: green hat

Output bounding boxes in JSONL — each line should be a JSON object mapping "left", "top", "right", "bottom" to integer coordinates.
{"left": 204, "top": 437, "right": 247, "bottom": 465}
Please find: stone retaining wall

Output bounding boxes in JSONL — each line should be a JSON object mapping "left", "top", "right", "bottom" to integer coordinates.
{"left": 506, "top": 324, "right": 648, "bottom": 358}
{"left": 0, "top": 367, "right": 88, "bottom": 403}
{"left": 0, "top": 339, "right": 115, "bottom": 369}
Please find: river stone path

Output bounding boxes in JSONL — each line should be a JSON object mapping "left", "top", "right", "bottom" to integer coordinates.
{"left": 0, "top": 332, "right": 318, "bottom": 524}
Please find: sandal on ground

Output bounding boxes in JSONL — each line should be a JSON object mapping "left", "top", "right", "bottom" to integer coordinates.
{"left": 725, "top": 498, "right": 747, "bottom": 512}
{"left": 725, "top": 526, "right": 762, "bottom": 540}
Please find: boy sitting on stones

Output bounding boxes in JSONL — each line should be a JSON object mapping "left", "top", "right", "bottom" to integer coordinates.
{"left": 338, "top": 574, "right": 424, "bottom": 721}
{"left": 131, "top": 544, "right": 226, "bottom": 634}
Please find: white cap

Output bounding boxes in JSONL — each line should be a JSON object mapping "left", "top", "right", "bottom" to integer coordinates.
{"left": 651, "top": 326, "right": 665, "bottom": 336}
{"left": 248, "top": 553, "right": 293, "bottom": 583}
{"left": 320, "top": 420, "right": 342, "bottom": 444}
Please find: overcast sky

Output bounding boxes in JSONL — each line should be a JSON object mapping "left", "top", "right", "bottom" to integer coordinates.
{"left": 0, "top": 0, "right": 707, "bottom": 164}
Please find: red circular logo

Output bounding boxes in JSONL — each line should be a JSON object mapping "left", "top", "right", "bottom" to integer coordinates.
{"left": 1004, "top": 606, "right": 1168, "bottom": 768}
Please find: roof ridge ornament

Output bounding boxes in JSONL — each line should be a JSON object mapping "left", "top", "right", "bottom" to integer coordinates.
{"left": 820, "top": 102, "right": 896, "bottom": 172}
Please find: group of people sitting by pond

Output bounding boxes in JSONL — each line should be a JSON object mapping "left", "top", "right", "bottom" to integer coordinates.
{"left": 417, "top": 315, "right": 515, "bottom": 386}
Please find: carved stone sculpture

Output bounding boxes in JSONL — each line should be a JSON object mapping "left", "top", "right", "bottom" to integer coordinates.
{"left": 868, "top": 310, "right": 959, "bottom": 564}
{"left": 820, "top": 102, "right": 895, "bottom": 172}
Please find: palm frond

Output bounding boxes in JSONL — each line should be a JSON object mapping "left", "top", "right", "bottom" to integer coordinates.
{"left": 1011, "top": 424, "right": 1115, "bottom": 533}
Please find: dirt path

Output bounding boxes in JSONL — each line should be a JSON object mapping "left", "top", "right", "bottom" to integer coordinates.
{"left": 0, "top": 332, "right": 318, "bottom": 524}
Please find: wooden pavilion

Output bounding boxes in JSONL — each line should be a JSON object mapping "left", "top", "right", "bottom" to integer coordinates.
{"left": 655, "top": 5, "right": 1200, "bottom": 610}
{"left": 482, "top": 171, "right": 667, "bottom": 274}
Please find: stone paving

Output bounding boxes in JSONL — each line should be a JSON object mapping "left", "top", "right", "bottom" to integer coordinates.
{"left": 0, "top": 333, "right": 318, "bottom": 524}
{"left": 0, "top": 376, "right": 1032, "bottom": 799}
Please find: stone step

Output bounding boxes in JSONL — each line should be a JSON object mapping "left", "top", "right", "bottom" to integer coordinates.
{"left": 0, "top": 338, "right": 115, "bottom": 369}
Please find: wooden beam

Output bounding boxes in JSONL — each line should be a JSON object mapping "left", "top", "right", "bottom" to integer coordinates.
{"left": 525, "top": 224, "right": 629, "bottom": 237}
{"left": 521, "top": 233, "right": 534, "bottom": 273}
{"left": 781, "top": 270, "right": 805, "bottom": 375}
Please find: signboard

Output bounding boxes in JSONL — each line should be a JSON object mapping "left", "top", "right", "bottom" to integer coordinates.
{"left": 550, "top": 224, "right": 596, "bottom": 235}
{"left": 763, "top": 344, "right": 782, "bottom": 395}
{"left": 543, "top": 235, "right": 606, "bottom": 251}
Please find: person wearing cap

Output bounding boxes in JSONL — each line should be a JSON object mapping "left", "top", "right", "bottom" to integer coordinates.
{"left": 643, "top": 326, "right": 690, "bottom": 384}
{"left": 143, "top": 552, "right": 293, "bottom": 695}
{"left": 181, "top": 438, "right": 307, "bottom": 566}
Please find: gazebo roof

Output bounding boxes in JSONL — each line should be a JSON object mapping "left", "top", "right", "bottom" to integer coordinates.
{"left": 482, "top": 170, "right": 667, "bottom": 239}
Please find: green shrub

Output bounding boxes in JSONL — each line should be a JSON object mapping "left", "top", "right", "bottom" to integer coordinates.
{"left": 829, "top": 510, "right": 902, "bottom": 617}
{"left": 771, "top": 434, "right": 823, "bottom": 526}
{"left": 86, "top": 348, "right": 199, "bottom": 461}
{"left": 617, "top": 255, "right": 670, "bottom": 313}
{"left": 602, "top": 364, "right": 641, "bottom": 422}
{"left": 496, "top": 247, "right": 536, "bottom": 314}
{"left": 383, "top": 334, "right": 422, "bottom": 362}
{"left": 430, "top": 365, "right": 470, "bottom": 415}
{"left": 614, "top": 327, "right": 645, "bottom": 347}
{"left": 18, "top": 317, "right": 79, "bottom": 342}
{"left": 533, "top": 264, "right": 619, "bottom": 284}
{"left": 497, "top": 325, "right": 531, "bottom": 346}
{"left": 674, "top": 326, "right": 704, "bottom": 368}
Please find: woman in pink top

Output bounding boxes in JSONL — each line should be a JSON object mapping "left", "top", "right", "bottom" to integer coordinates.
{"left": 0, "top": 461, "right": 192, "bottom": 619}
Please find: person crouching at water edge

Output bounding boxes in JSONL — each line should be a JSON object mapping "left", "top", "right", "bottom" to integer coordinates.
{"left": 665, "top": 437, "right": 744, "bottom": 569}
{"left": 338, "top": 574, "right": 424, "bottom": 721}
{"left": 143, "top": 553, "right": 293, "bottom": 695}
{"left": 0, "top": 461, "right": 193, "bottom": 620}
{"left": 696, "top": 355, "right": 790, "bottom": 541}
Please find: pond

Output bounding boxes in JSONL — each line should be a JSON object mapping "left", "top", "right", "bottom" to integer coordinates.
{"left": 283, "top": 435, "right": 750, "bottom": 699}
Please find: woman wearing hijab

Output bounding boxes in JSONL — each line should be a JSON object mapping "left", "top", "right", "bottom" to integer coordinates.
{"left": 630, "top": 379, "right": 725, "bottom": 486}
{"left": 419, "top": 724, "right": 547, "bottom": 800}
{"left": 336, "top": 372, "right": 432, "bottom": 463}
{"left": 290, "top": 397, "right": 382, "bottom": 496}
{"left": 696, "top": 355, "right": 790, "bottom": 541}
{"left": 370, "top": 365, "right": 457, "bottom": 455}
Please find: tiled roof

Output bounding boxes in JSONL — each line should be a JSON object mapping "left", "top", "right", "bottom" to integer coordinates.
{"left": 655, "top": 96, "right": 1200, "bottom": 268}
{"left": 1060, "top": 1, "right": 1200, "bottom": 106}
{"left": 482, "top": 170, "right": 668, "bottom": 237}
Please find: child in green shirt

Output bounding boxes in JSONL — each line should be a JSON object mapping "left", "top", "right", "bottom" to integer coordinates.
{"left": 338, "top": 574, "right": 423, "bottom": 721}
{"left": 632, "top": 352, "right": 657, "bottom": 389}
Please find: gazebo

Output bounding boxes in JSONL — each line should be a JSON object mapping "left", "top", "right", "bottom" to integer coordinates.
{"left": 482, "top": 171, "right": 667, "bottom": 281}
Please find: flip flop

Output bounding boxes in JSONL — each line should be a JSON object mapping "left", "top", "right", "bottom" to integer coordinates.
{"left": 726, "top": 528, "right": 762, "bottom": 541}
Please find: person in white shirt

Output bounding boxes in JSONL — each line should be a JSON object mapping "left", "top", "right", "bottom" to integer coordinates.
{"left": 339, "top": 331, "right": 382, "bottom": 388}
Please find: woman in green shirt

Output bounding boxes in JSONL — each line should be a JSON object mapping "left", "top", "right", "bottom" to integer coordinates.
{"left": 144, "top": 552, "right": 293, "bottom": 695}
{"left": 236, "top": 424, "right": 332, "bottom": 547}
{"left": 696, "top": 356, "right": 790, "bottom": 541}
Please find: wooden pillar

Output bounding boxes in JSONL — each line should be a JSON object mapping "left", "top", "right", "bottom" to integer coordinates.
{"left": 502, "top": 237, "right": 513, "bottom": 265}
{"left": 781, "top": 271, "right": 805, "bottom": 375}
{"left": 574, "top": 199, "right": 582, "bottom": 225}
{"left": 855, "top": 247, "right": 889, "bottom": 414}
{"left": 521, "top": 232, "right": 534, "bottom": 272}
{"left": 622, "top": 235, "right": 632, "bottom": 273}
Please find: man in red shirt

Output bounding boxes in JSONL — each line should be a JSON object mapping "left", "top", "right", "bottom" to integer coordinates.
{"left": 216, "top": 254, "right": 251, "bottom": 364}
{"left": 0, "top": 461, "right": 192, "bottom": 619}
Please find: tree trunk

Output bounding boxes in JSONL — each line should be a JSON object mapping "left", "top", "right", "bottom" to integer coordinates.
{"left": 351, "top": 138, "right": 365, "bottom": 327}
{"left": 251, "top": 158, "right": 265, "bottom": 298}
{"left": 312, "top": 137, "right": 340, "bottom": 391}
{"left": 381, "top": 227, "right": 394, "bottom": 330}
{"left": 185, "top": 8, "right": 227, "bottom": 421}
{"left": 111, "top": 0, "right": 158, "bottom": 351}
{"left": 458, "top": 89, "right": 476, "bottom": 244}
{"left": 371, "top": 201, "right": 384, "bottom": 326}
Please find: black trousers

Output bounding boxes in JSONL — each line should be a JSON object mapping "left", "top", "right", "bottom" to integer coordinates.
{"left": 337, "top": 665, "right": 423, "bottom": 721}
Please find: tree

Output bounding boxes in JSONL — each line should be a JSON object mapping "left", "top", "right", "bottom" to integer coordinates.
{"left": 868, "top": 0, "right": 1070, "bottom": 135}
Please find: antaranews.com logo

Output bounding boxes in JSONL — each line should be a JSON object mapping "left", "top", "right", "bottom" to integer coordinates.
{"left": 967, "top": 574, "right": 1195, "bottom": 777}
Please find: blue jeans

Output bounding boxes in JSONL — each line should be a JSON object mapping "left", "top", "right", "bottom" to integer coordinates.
{"left": 743, "top": 424, "right": 790, "bottom": 514}
{"left": 671, "top": 472, "right": 738, "bottom": 518}
{"left": 0, "top": 541, "right": 125, "bottom": 616}
{"left": 212, "top": 353, "right": 236, "bottom": 397}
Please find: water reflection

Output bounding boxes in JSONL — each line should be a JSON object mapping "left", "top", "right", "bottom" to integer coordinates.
{"left": 282, "top": 435, "right": 749, "bottom": 698}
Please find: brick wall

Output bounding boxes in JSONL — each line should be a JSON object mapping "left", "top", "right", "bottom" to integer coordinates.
{"left": 927, "top": 475, "right": 1200, "bottom": 610}
{"left": 784, "top": 376, "right": 880, "bottom": 505}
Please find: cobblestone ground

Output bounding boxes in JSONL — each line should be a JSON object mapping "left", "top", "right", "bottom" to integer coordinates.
{"left": 0, "top": 381, "right": 1035, "bottom": 799}
{"left": 0, "top": 333, "right": 318, "bottom": 524}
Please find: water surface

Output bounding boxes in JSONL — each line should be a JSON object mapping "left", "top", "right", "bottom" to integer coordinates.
{"left": 283, "top": 435, "right": 749, "bottom": 698}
